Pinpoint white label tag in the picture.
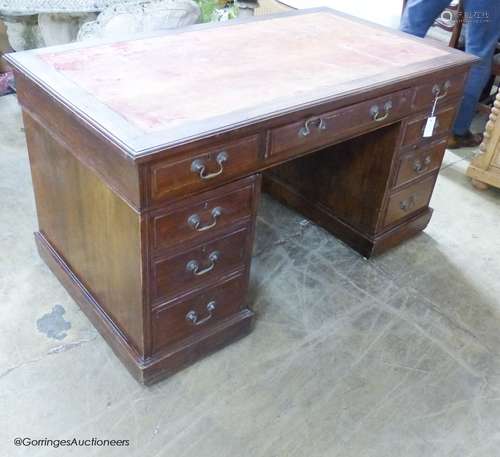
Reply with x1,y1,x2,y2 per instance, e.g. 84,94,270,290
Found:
423,116,436,138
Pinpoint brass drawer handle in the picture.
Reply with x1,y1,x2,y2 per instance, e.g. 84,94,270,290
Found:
432,80,451,101
191,151,228,180
370,101,393,122
186,251,220,276
400,195,416,212
299,116,327,137
413,156,432,174
186,301,216,326
188,207,222,232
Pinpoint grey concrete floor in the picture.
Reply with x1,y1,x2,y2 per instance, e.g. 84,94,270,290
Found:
2,92,500,457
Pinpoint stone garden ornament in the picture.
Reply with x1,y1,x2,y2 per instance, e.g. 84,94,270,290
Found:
78,0,201,41
0,0,201,50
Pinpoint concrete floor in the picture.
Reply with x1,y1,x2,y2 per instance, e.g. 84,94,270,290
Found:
2,92,500,457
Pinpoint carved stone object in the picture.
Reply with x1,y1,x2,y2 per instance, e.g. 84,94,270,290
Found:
0,13,43,50
0,0,200,50
235,1,258,18
38,12,97,46
77,0,200,41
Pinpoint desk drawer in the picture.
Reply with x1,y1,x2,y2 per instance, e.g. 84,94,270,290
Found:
269,89,413,158
394,140,446,188
151,176,259,253
150,135,260,203
152,225,250,302
152,274,246,351
402,104,457,147
384,175,437,227
413,73,466,112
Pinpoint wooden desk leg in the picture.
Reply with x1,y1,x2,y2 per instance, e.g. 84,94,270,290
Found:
263,123,432,258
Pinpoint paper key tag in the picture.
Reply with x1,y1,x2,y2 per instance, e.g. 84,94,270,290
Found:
423,116,436,138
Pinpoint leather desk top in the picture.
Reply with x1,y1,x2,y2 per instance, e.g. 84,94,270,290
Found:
5,8,476,156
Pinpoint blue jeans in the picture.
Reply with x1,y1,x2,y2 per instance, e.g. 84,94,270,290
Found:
401,0,500,135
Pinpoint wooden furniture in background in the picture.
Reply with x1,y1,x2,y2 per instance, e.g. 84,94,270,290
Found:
477,51,500,114
5,9,476,384
467,91,500,190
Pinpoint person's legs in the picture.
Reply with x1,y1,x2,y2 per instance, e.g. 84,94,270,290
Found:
400,0,452,37
453,0,500,135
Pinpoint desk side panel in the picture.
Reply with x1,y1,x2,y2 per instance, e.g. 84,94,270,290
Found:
14,72,142,210
24,112,145,354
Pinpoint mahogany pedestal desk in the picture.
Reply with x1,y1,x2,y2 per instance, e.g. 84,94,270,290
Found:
5,9,476,384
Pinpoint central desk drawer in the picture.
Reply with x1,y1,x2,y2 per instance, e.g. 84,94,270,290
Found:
151,225,250,302
151,176,258,253
384,174,437,227
269,89,413,158
152,274,246,351
150,135,260,204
